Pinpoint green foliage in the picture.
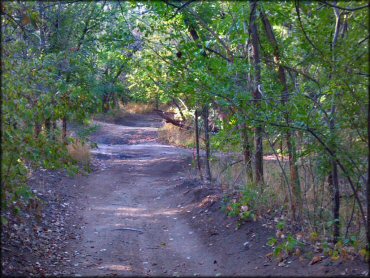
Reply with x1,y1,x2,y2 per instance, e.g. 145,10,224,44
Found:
1,1,128,216
276,221,285,231
221,186,259,226
267,237,278,247
77,124,100,141
268,234,305,258
2,0,368,249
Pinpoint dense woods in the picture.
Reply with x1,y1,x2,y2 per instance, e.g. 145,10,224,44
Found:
2,0,369,263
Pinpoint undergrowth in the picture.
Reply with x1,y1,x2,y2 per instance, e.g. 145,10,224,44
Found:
158,122,194,148
122,102,154,114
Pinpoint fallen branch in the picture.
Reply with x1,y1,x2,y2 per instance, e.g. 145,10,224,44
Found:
153,109,192,130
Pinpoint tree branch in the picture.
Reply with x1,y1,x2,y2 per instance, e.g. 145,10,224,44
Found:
295,0,325,56
186,8,234,63
205,46,232,62
163,0,196,19
153,109,191,130
319,1,370,11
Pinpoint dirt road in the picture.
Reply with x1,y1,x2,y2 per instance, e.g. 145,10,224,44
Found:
63,114,224,276
59,113,367,277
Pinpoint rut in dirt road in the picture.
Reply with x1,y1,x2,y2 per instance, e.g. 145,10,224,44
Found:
64,114,222,276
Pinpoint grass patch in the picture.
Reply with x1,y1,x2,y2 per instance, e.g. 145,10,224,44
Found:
94,102,155,123
67,138,91,167
122,102,154,114
93,108,126,122
158,122,194,148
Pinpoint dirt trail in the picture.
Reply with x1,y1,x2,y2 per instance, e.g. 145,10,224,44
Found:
60,113,367,277
63,114,222,276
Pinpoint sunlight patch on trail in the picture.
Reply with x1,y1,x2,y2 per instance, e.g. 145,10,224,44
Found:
99,264,132,271
94,120,159,131
93,205,187,218
91,144,177,155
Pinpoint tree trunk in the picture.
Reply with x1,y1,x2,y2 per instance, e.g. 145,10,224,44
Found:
34,122,42,138
102,93,109,113
241,7,254,185
44,118,51,138
184,16,209,181
112,92,118,110
241,122,253,183
52,120,57,141
155,93,159,110
195,109,203,180
62,116,67,142
329,161,340,242
287,132,300,220
329,6,342,243
173,98,186,122
260,7,302,220
203,106,212,181
250,1,264,187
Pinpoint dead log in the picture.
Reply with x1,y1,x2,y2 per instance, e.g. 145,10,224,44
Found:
153,109,192,130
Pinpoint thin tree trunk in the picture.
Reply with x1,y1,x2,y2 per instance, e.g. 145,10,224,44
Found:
102,93,109,113
44,118,51,138
38,2,46,51
112,92,118,109
173,98,186,122
155,93,159,110
62,116,67,142
260,7,302,220
184,16,207,181
52,120,57,141
195,109,203,180
250,1,264,187
287,133,300,220
329,6,341,243
64,71,70,142
34,122,42,138
203,106,212,181
242,6,253,185
241,122,253,183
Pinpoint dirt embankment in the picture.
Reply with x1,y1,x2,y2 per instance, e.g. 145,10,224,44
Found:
2,112,368,277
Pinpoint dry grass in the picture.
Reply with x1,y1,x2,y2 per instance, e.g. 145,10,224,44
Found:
211,156,285,194
67,139,91,165
158,123,194,147
210,153,367,246
210,154,247,192
94,102,155,123
93,108,125,122
122,102,154,114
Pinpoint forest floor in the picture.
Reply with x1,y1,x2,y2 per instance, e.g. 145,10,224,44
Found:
2,112,368,277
